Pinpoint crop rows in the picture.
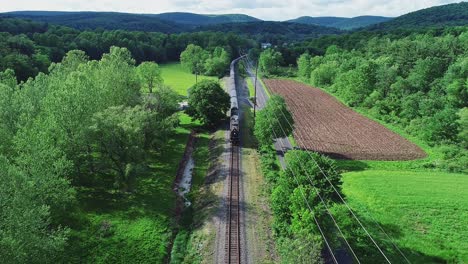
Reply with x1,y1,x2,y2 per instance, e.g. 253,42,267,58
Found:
264,79,426,160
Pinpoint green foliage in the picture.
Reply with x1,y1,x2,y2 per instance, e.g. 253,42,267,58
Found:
0,156,69,264
186,79,229,126
310,61,338,87
88,105,171,191
288,15,391,30
367,2,468,31
197,21,342,43
203,47,230,78
297,53,312,80
137,61,163,94
180,44,208,75
0,18,255,81
180,45,230,78
258,146,342,263
0,45,188,262
458,108,468,148
259,48,283,76
332,62,376,106
254,95,294,146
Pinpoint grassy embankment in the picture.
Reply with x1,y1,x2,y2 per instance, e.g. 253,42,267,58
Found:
288,78,468,262
65,63,213,263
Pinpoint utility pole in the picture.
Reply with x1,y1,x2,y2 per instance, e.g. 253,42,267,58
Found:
253,60,259,120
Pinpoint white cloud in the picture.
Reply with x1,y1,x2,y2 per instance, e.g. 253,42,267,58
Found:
0,0,462,20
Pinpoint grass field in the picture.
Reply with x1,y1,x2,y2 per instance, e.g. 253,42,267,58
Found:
160,63,217,96
342,169,468,263
281,78,468,263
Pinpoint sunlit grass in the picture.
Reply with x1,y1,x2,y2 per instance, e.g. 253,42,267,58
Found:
342,170,468,262
160,63,217,96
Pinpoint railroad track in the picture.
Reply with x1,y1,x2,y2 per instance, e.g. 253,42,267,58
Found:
225,144,241,264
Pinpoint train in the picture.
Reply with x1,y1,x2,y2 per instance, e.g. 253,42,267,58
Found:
229,56,244,145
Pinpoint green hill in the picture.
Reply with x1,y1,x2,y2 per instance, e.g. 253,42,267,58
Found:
367,2,468,31
288,15,392,30
332,16,392,30
197,21,342,40
3,11,185,33
155,12,260,25
287,16,348,27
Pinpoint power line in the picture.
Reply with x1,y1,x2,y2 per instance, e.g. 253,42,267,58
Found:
244,55,397,264
238,51,341,263
269,125,339,264
247,58,361,263
262,77,409,264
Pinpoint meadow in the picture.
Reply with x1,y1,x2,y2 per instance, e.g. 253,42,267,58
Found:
160,63,217,96
342,169,468,262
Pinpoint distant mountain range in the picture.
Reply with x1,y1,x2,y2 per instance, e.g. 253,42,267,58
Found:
2,2,468,34
287,16,392,30
154,12,260,25
2,11,390,31
367,2,468,31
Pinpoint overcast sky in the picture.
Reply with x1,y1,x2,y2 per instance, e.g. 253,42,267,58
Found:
0,0,462,20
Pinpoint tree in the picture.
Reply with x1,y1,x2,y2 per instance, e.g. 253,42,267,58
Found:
457,107,468,148
254,95,294,146
137,61,163,94
186,80,229,126
88,105,156,191
333,62,376,106
204,47,230,78
259,48,283,76
310,61,338,88
180,44,208,78
0,156,69,264
297,53,312,80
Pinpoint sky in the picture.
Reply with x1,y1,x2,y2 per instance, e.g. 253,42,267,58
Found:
0,0,462,20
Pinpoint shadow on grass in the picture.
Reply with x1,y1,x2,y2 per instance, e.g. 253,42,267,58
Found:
335,159,369,172
336,208,448,264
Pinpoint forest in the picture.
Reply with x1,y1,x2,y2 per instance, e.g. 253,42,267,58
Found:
1,2,468,262
0,17,255,81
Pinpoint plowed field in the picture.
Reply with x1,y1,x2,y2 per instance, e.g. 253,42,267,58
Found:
264,79,426,160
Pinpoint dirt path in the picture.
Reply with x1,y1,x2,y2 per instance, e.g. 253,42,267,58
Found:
238,76,278,263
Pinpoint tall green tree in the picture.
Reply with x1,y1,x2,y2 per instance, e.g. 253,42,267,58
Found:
259,48,283,76
0,156,69,264
88,105,155,191
186,79,229,126
297,53,312,80
254,95,294,146
137,61,163,94
180,44,208,77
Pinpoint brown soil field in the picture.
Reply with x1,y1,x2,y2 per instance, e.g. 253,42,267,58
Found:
264,79,426,160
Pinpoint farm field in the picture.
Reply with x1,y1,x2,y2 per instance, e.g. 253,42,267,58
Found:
160,63,217,96
342,169,468,262
263,79,426,160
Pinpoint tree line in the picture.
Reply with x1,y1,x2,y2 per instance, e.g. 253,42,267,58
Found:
0,17,256,81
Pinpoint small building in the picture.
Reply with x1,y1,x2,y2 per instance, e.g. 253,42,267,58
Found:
178,101,189,110
261,43,272,49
